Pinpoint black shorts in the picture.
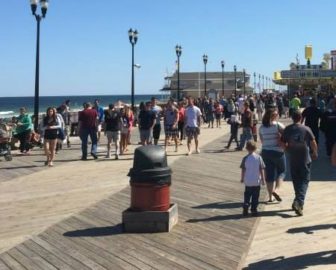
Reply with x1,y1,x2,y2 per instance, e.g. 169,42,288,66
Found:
164,125,179,137
153,124,161,140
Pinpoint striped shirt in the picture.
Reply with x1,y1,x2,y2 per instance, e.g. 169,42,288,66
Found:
259,121,285,152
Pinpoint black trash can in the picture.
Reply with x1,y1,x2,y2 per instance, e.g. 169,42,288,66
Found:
128,145,171,211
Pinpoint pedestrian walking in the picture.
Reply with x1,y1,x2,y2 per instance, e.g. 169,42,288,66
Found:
138,101,156,146
42,107,61,167
259,109,286,202
240,140,266,216
57,102,71,147
78,102,98,160
120,107,130,155
225,111,240,149
282,110,318,216
124,105,134,145
214,101,223,128
237,101,253,150
184,96,202,155
164,100,179,153
13,107,33,154
104,104,122,159
151,97,162,145
320,98,336,156
205,99,215,128
93,99,104,143
177,101,185,143
289,93,301,117
301,98,322,144
256,97,265,122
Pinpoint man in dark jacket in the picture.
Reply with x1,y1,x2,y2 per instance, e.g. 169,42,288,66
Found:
320,98,336,156
301,98,322,144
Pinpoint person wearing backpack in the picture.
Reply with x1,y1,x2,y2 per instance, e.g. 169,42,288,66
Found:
282,110,318,216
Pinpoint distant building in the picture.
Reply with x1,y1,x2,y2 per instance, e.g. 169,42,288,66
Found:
161,71,253,99
273,46,336,97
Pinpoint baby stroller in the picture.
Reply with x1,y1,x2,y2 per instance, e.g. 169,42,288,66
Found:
0,123,13,161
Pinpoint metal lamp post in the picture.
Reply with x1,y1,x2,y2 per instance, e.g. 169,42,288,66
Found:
266,77,269,89
203,54,208,96
128,28,138,111
253,72,256,94
262,75,265,92
175,45,182,101
30,0,49,131
234,65,237,97
243,69,246,97
258,74,261,94
221,60,225,96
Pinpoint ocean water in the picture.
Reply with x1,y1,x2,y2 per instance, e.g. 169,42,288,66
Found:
0,94,169,118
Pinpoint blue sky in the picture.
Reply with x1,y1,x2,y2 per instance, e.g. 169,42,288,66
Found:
0,0,335,97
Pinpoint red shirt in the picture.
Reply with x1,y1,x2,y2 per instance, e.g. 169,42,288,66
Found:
178,107,185,123
79,108,98,129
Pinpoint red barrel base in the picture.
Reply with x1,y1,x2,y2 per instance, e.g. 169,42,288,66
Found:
131,183,170,211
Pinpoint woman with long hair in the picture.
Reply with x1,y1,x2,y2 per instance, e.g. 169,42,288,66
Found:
120,107,130,154
259,109,286,202
124,105,134,146
42,107,61,167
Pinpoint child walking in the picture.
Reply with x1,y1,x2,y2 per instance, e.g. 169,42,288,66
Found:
240,140,266,216
225,111,240,149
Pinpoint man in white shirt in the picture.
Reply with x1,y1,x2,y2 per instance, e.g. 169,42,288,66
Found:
184,97,202,155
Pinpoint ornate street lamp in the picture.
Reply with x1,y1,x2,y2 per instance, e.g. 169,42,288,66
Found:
243,68,246,97
128,28,138,111
258,74,261,93
262,75,265,92
253,72,256,94
175,45,182,101
221,60,225,96
234,65,237,98
203,54,208,96
29,0,49,131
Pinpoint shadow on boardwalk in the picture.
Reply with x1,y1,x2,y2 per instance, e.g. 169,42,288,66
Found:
244,250,336,270
187,208,300,223
287,224,336,234
64,224,124,237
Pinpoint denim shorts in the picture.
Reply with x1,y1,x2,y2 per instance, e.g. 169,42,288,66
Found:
261,149,286,183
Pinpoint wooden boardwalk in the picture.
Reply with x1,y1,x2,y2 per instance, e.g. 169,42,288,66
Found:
0,127,262,269
244,132,336,270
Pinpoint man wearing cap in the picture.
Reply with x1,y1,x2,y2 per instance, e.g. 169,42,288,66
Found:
282,110,318,216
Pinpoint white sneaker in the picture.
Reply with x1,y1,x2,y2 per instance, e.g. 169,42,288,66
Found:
196,149,200,154
187,151,192,156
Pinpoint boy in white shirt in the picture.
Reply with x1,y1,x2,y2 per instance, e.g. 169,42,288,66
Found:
240,140,266,216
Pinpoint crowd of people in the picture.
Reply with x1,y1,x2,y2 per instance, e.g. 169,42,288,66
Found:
1,91,336,217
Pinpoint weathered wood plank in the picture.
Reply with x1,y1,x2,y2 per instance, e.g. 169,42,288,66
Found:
0,254,27,270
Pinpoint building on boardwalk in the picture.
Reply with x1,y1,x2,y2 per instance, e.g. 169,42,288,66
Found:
273,45,336,98
161,71,253,100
